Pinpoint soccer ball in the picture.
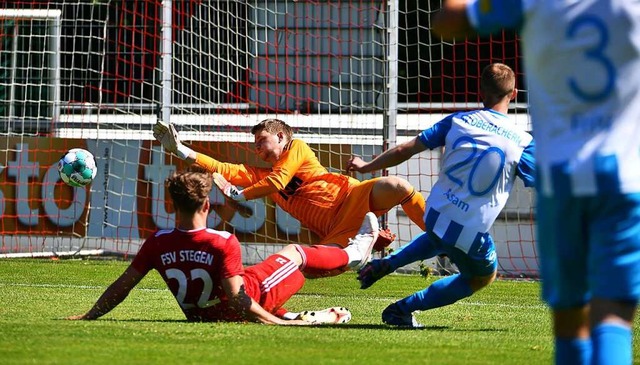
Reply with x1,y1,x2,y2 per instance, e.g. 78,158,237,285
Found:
58,148,97,187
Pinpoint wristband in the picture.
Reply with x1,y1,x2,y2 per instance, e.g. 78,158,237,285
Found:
176,144,194,160
235,191,246,202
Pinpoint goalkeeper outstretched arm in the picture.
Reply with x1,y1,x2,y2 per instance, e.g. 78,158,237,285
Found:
153,120,275,202
153,120,241,174
153,120,197,161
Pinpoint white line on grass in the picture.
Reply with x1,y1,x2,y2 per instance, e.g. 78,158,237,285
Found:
0,282,165,292
2,282,548,310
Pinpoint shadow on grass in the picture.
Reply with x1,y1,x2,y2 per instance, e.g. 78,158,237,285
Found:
330,323,448,330
58,318,188,323
59,318,507,333
313,324,507,332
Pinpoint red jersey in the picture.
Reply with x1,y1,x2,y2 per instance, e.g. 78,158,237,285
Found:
131,227,247,322
194,139,359,237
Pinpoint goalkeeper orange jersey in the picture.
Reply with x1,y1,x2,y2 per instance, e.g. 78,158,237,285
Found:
194,139,359,238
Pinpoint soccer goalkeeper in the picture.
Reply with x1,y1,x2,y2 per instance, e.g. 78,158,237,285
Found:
153,118,426,258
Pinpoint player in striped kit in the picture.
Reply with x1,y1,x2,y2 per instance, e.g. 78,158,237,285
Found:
432,1,640,364
153,118,426,253
349,63,536,327
67,170,378,325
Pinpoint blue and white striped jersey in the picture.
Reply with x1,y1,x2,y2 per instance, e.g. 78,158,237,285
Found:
467,0,640,197
420,109,535,253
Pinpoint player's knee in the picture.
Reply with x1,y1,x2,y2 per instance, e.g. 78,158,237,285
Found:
276,244,304,266
371,177,417,211
553,306,590,338
469,271,497,292
377,176,413,198
590,297,637,325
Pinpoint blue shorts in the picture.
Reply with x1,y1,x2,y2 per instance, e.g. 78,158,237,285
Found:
537,193,640,309
389,230,497,278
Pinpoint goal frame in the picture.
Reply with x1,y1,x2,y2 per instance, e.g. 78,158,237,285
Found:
0,8,62,131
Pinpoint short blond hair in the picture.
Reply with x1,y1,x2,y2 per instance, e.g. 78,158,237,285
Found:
481,63,516,102
251,119,293,142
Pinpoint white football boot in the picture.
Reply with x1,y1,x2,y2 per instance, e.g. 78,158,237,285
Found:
345,212,379,270
298,307,352,324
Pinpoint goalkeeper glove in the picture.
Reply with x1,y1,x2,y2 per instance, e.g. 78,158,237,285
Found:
212,172,246,202
153,120,193,160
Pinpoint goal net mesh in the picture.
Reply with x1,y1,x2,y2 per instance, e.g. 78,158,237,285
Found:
0,0,537,277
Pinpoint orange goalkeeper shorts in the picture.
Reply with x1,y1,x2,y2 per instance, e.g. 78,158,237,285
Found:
317,178,389,248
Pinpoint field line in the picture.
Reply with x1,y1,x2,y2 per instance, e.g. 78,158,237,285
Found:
0,282,165,292
1,282,547,310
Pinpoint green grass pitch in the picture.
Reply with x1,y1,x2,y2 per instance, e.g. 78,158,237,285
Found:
1,259,639,364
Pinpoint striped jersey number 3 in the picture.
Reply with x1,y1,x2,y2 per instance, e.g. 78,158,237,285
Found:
567,15,615,102
445,136,505,196
165,268,219,309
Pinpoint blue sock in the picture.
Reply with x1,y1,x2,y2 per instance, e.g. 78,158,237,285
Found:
555,338,591,365
386,231,438,270
591,323,632,365
395,274,473,313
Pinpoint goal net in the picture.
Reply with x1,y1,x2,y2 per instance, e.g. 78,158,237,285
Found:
0,0,537,277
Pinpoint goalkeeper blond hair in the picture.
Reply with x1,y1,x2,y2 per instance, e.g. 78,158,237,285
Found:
251,119,294,143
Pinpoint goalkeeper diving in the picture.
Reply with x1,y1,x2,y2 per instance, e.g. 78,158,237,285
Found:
153,118,427,259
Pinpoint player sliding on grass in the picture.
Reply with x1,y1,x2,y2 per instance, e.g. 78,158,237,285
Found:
349,63,536,327
67,169,378,325
152,118,426,253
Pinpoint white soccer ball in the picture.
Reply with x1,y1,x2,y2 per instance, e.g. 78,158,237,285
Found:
58,148,98,187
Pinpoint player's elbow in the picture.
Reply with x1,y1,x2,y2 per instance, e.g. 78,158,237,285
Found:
228,293,253,319
264,175,289,192
395,141,422,160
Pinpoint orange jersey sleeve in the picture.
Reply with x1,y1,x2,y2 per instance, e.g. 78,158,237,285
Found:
193,153,270,188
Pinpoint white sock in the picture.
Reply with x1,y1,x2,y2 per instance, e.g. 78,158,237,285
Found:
343,245,362,268
281,312,300,320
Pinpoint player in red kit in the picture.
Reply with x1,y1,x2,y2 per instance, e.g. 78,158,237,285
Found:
67,169,378,325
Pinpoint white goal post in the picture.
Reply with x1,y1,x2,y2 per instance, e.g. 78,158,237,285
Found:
0,8,61,133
